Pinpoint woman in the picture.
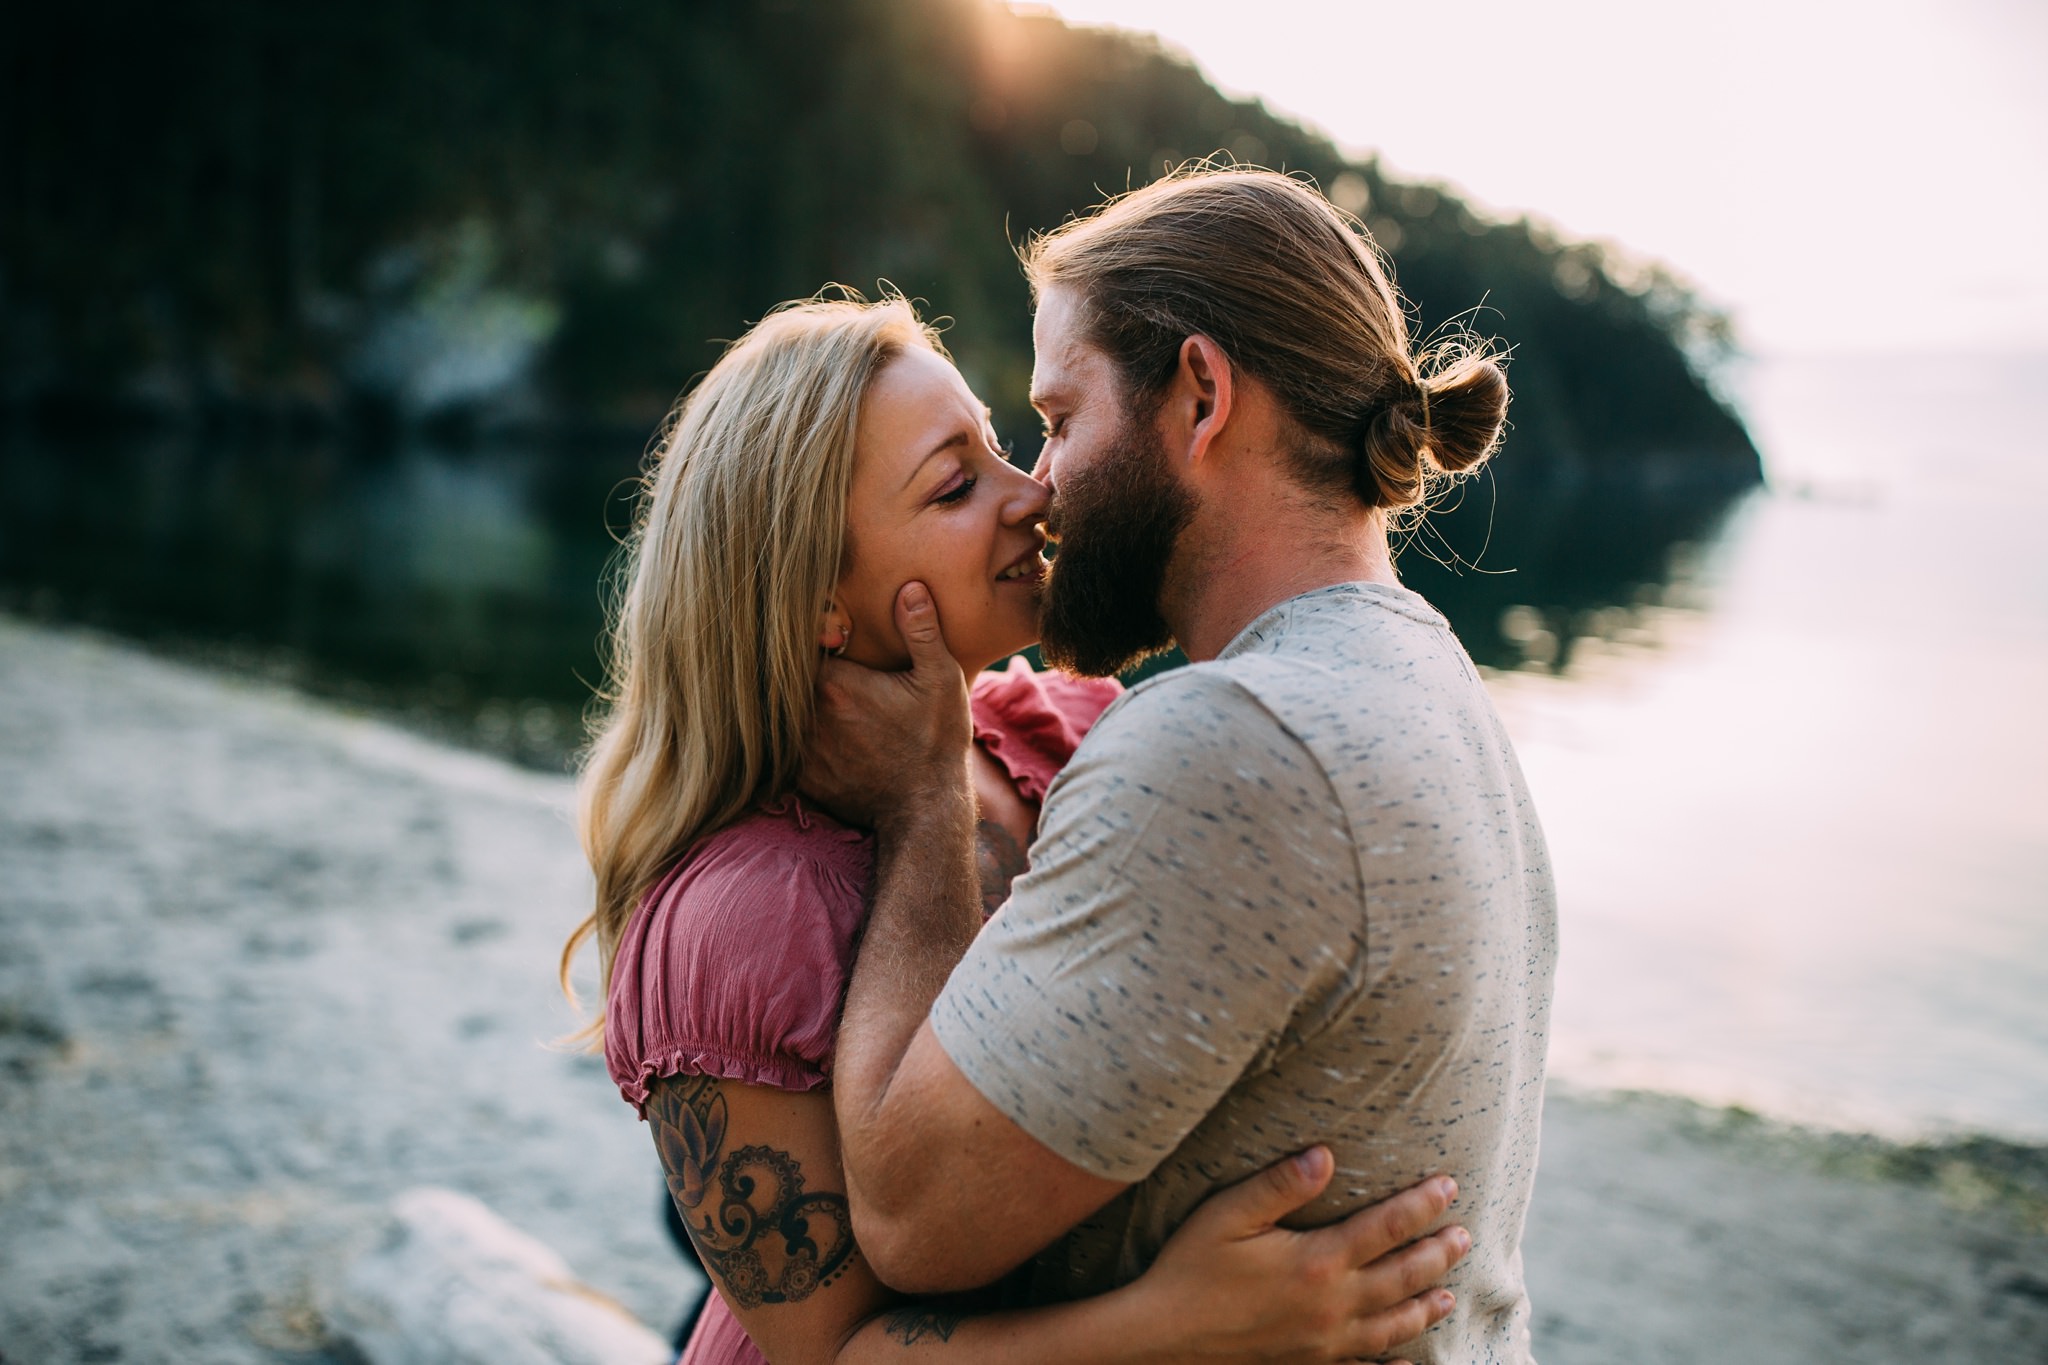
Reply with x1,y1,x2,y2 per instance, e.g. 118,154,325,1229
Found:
562,294,1469,1363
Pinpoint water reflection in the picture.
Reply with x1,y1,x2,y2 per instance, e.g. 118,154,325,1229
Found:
0,425,641,765
1396,466,1749,674
0,424,1752,767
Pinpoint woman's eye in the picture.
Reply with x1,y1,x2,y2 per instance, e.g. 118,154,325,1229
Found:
934,474,978,505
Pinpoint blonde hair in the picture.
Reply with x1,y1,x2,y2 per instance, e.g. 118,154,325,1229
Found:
1024,168,1508,510
561,293,939,1045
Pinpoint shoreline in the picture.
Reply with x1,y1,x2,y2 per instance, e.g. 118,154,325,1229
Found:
1548,1084,2048,1236
2,616,2043,1362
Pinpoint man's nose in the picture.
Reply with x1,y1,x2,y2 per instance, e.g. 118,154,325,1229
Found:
1002,461,1051,522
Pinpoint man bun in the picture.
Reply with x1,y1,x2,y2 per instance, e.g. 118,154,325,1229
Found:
1359,349,1509,508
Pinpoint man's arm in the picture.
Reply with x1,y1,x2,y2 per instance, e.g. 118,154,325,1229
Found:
807,583,1126,1292
835,800,1126,1291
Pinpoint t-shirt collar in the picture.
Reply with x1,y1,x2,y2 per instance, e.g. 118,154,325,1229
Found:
1216,580,1445,660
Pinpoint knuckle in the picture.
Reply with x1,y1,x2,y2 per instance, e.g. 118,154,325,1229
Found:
1397,1248,1442,1296
1299,1246,1342,1291
1385,1187,1432,1233
1357,1290,1424,1347
1177,1201,1223,1238
1354,1208,1400,1258
1302,1288,1348,1338
1355,1319,1397,1357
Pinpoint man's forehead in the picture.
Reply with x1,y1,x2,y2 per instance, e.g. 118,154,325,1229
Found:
1030,287,1090,402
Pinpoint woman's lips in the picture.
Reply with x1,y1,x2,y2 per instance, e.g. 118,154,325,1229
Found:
995,546,1048,583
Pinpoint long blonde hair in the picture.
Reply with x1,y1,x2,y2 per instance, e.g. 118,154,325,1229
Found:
561,294,940,1044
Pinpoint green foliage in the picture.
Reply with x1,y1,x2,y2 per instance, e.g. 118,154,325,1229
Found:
0,0,1757,474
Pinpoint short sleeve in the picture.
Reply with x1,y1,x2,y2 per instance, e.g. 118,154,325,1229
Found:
605,820,870,1115
971,658,1123,805
928,668,1365,1183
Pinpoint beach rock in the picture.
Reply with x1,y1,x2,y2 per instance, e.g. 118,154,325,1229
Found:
323,1187,671,1365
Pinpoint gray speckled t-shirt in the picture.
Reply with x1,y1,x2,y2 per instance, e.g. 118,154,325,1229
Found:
929,581,1556,1363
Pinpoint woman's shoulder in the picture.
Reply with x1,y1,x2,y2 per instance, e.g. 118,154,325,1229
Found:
604,799,873,1111
970,657,1124,805
679,797,873,891
640,798,872,963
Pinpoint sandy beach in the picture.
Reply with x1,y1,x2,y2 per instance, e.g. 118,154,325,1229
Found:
2,616,2043,1363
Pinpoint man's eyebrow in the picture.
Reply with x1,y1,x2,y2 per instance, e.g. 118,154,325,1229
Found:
900,430,971,491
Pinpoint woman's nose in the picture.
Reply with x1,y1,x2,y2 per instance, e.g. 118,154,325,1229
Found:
1003,464,1052,523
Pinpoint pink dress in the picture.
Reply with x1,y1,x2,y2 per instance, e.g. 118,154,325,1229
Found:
605,661,1122,1365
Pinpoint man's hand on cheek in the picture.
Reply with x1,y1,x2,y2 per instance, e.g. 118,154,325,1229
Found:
802,581,974,831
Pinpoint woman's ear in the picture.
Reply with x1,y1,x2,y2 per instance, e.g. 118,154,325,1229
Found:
819,599,853,656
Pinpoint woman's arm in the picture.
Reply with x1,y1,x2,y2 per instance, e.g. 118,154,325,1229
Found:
969,743,1035,916
646,1075,1465,1365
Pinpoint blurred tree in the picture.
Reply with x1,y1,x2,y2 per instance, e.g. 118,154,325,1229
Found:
0,0,1757,478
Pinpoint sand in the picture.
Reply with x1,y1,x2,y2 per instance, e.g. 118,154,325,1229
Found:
2,617,2043,1363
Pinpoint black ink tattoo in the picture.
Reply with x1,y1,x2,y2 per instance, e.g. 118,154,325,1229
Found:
883,1305,965,1344
974,819,1028,918
647,1076,856,1308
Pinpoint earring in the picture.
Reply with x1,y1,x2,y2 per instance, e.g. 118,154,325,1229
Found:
822,601,852,657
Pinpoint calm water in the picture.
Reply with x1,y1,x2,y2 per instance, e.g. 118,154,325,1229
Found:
1499,352,2048,1140
0,417,1739,765
3,353,2041,1140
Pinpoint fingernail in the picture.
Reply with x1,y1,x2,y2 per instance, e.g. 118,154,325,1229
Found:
1292,1146,1329,1180
1451,1226,1472,1253
1436,1176,1458,1203
902,581,931,611
1435,1289,1455,1311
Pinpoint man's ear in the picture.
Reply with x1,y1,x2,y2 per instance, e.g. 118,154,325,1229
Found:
1162,334,1234,470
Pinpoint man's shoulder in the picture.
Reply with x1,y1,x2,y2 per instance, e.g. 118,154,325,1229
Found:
1082,659,1301,762
1041,660,1343,839
1088,641,1355,752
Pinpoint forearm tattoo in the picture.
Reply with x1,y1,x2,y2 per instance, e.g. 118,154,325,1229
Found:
646,1076,857,1308
882,1305,966,1344
973,819,1028,918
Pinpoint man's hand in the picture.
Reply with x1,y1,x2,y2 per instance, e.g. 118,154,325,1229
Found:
803,581,974,832
1128,1154,1468,1363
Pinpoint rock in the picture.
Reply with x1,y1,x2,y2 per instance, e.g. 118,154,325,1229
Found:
323,1187,672,1365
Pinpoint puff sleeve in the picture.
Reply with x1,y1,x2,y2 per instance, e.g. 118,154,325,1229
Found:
604,804,873,1115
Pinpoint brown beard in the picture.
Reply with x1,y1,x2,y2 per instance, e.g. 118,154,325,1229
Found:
1037,409,1197,678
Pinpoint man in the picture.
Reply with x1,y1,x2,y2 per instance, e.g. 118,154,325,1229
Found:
809,169,1556,1362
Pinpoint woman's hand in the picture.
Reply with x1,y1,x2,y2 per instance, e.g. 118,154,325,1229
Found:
1125,1148,1468,1364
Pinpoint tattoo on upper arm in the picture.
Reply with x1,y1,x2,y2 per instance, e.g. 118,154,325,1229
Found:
646,1076,857,1309
974,818,1028,918
882,1305,966,1344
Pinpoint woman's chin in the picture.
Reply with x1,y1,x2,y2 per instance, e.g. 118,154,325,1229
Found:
955,631,1042,677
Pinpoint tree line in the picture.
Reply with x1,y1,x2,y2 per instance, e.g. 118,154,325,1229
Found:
0,0,1759,479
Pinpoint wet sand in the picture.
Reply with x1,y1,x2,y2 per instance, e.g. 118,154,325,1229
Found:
2,617,2042,1363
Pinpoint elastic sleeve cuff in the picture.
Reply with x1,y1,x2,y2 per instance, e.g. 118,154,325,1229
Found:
617,1044,828,1117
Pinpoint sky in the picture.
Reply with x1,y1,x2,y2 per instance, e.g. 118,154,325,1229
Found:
1026,0,2048,356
